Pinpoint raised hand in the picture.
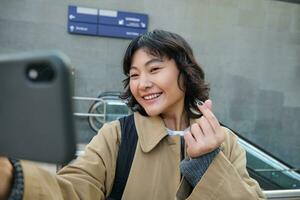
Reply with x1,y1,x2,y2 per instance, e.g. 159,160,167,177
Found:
184,100,225,158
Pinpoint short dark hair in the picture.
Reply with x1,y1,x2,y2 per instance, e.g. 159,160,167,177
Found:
120,29,209,118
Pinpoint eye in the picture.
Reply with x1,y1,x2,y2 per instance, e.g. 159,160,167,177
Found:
150,67,161,73
129,73,139,79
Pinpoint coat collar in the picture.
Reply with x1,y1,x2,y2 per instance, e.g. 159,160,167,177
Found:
133,113,203,153
133,113,225,153
134,112,168,153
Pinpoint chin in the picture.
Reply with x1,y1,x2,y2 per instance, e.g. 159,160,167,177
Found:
144,107,162,117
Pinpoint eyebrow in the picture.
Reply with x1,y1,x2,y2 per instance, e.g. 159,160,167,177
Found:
130,58,163,70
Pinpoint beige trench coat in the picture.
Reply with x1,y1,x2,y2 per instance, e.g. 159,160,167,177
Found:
21,112,266,199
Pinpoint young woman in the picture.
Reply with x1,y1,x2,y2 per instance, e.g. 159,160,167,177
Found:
0,30,265,200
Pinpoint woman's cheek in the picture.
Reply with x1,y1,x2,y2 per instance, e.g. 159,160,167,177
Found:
129,81,138,98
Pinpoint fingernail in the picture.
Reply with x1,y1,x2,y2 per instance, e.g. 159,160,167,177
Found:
195,99,204,106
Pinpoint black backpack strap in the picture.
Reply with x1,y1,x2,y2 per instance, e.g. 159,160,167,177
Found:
107,114,138,200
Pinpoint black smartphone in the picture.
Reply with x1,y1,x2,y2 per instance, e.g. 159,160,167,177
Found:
0,51,76,164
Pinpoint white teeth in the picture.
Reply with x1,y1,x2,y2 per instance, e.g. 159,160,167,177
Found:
143,93,160,100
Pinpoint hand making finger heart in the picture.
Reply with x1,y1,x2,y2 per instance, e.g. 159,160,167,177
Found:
184,99,225,158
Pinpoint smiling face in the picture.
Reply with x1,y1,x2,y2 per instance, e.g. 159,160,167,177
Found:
129,48,185,117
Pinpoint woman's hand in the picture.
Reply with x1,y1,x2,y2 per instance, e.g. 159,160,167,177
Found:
184,99,225,158
0,157,13,200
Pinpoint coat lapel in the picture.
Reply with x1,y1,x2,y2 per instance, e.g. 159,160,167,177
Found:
134,112,168,153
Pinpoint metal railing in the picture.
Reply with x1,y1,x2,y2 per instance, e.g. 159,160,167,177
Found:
73,95,130,132
72,96,106,117
264,189,300,199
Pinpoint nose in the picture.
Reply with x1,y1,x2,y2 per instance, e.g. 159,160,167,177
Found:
138,74,152,90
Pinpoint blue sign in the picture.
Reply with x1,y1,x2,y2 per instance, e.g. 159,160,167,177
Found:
67,5,148,39
68,22,97,35
68,6,98,24
98,24,147,39
99,10,148,29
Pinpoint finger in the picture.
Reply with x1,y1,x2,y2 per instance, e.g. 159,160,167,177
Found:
184,131,196,146
190,123,204,142
204,99,212,110
197,100,220,132
197,116,215,136
196,99,212,110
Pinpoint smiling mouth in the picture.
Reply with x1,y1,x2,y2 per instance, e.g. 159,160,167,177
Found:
142,93,162,100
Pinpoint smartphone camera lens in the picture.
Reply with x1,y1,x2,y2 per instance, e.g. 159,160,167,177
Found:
28,69,39,80
26,62,56,82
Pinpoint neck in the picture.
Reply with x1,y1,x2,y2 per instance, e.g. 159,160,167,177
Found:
160,111,189,131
